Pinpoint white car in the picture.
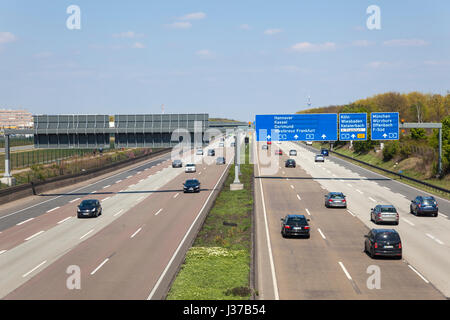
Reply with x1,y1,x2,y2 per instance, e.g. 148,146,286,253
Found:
289,150,297,156
185,163,196,173
219,142,224,147
196,149,204,155
315,154,325,162
306,141,313,146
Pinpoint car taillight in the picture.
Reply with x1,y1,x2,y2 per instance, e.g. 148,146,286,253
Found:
398,242,402,249
304,226,310,230
285,226,290,229
342,199,346,203
377,213,381,216
329,199,333,202
374,242,378,248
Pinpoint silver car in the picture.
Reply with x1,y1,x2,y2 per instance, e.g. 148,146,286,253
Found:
289,150,297,156
371,205,399,225
324,192,347,208
315,154,325,162
196,149,203,155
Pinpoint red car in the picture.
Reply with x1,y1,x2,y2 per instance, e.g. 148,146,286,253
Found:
275,149,283,155
267,141,272,145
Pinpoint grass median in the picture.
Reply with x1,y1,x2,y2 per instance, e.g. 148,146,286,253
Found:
167,144,254,300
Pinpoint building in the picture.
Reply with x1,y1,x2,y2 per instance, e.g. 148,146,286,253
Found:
0,109,33,129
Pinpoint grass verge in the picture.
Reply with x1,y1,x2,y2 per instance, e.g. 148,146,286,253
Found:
167,143,254,300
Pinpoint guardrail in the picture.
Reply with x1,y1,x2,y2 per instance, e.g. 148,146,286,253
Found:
297,142,450,196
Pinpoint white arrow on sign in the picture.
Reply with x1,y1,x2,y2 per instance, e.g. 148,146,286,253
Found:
321,134,327,139
351,134,356,139
383,133,387,138
267,135,271,139
294,135,299,139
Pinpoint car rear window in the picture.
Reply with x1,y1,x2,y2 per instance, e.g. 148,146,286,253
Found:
330,194,344,199
286,217,307,226
380,207,397,213
376,232,400,242
422,197,436,205
186,164,195,167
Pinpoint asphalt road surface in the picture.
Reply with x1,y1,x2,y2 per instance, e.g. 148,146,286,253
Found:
255,141,448,300
0,138,234,299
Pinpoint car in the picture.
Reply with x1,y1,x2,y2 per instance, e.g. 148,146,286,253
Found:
281,215,310,238
207,149,215,156
324,192,347,208
262,145,268,150
321,148,329,156
285,159,296,168
371,205,399,225
77,199,102,218
289,150,297,156
219,142,224,147
172,159,182,168
183,179,200,193
364,229,402,259
196,149,204,155
216,157,226,165
275,149,283,155
185,163,196,173
230,142,236,147
315,154,325,162
306,141,312,145
410,196,438,217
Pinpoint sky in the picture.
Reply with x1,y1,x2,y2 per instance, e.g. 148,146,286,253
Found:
0,0,449,122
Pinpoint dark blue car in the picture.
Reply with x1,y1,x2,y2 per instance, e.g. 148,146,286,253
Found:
410,196,438,217
321,148,329,156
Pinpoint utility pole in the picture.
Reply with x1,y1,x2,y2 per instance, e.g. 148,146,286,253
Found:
230,129,243,190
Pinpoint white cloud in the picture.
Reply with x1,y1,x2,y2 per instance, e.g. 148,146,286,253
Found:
196,49,213,58
132,42,146,49
180,12,206,21
264,29,282,35
240,24,251,30
383,39,429,47
112,31,144,39
291,42,336,52
352,40,375,47
167,21,192,29
0,32,16,44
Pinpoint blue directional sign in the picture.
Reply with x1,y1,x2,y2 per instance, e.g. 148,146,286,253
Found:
371,112,399,140
255,114,338,142
339,113,367,141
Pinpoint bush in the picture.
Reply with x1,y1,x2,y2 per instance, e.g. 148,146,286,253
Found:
399,143,412,159
383,141,399,161
410,128,427,140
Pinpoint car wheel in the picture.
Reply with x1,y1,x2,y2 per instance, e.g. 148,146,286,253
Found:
305,234,310,239
395,221,399,225
281,231,286,238
370,248,375,259
410,206,413,214
434,213,438,217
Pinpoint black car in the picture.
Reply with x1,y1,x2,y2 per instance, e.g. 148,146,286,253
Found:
364,229,402,259
216,157,226,165
183,179,200,193
281,215,310,238
321,148,329,156
172,160,182,168
77,199,102,218
208,149,215,156
285,159,296,168
410,196,438,217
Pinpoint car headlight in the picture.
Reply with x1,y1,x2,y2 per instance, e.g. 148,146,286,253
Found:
77,209,81,212
92,208,96,212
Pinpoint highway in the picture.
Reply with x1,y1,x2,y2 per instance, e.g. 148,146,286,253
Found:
255,141,449,299
0,138,233,299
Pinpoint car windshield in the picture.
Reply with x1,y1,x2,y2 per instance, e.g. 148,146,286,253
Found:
80,200,96,206
376,232,400,242
286,217,307,226
173,160,181,163
380,207,396,213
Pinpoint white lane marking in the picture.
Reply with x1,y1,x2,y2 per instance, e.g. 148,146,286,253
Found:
435,239,444,245
90,258,109,275
320,186,326,190
317,228,326,240
347,184,352,188
297,194,302,201
173,193,180,199
339,179,345,183
282,171,285,175
369,197,376,203
91,191,97,194
137,171,142,174
290,185,294,189
332,174,337,177
426,233,444,245
46,207,60,213
408,265,429,283
25,230,45,241
154,208,163,216
22,260,47,278
17,218,34,226
113,209,124,217
139,179,144,183
80,229,94,240
439,213,448,218
70,198,80,203
137,196,145,202
338,262,352,280
347,209,356,217
198,172,202,175
130,227,142,239
0,250,7,255
401,218,415,226
102,185,111,189
383,186,391,191
127,175,133,179
116,180,122,183
305,208,311,216
147,160,233,300
101,197,111,202
129,184,135,188
57,216,72,224
355,189,363,194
